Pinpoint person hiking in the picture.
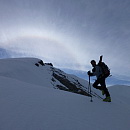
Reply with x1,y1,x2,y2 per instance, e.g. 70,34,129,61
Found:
87,56,111,102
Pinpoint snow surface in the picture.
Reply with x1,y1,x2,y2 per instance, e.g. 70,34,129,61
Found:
0,58,130,130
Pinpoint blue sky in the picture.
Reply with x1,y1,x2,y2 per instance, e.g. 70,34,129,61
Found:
0,0,130,83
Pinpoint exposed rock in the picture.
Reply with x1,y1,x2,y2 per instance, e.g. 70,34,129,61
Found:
45,63,53,66
52,70,90,96
38,60,45,66
35,63,39,67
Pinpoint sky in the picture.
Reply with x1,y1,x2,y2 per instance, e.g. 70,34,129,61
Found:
0,0,130,79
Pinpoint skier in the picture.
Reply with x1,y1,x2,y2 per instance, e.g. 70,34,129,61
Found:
87,58,111,102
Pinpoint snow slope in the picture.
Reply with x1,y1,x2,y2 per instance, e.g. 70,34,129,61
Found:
0,58,130,130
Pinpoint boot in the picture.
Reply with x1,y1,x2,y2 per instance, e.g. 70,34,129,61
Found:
103,96,111,102
102,90,105,95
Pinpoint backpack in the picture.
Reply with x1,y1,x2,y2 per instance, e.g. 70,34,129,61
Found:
98,62,110,78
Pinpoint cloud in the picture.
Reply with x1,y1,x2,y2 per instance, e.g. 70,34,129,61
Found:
0,27,82,69
0,0,130,77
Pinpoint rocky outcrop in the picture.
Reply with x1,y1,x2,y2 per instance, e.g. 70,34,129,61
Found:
34,60,89,96
51,68,90,97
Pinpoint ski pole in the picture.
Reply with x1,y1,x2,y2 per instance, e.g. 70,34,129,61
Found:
89,75,93,102
88,75,90,93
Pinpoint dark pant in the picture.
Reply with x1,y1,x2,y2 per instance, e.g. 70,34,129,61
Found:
93,77,110,97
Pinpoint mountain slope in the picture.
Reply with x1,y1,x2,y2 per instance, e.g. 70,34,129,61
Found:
0,58,89,96
0,58,130,130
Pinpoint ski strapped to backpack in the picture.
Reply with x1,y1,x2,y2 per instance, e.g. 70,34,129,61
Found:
98,55,111,78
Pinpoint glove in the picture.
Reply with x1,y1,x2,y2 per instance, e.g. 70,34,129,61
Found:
87,71,93,76
87,71,91,76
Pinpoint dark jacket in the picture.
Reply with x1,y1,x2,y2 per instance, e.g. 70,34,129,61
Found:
91,65,103,79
